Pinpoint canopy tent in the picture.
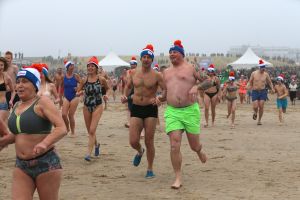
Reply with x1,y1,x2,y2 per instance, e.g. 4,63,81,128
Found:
99,52,130,71
228,48,273,69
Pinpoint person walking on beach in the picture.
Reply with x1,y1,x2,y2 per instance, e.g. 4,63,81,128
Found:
0,67,66,200
203,64,221,127
0,57,15,123
249,60,274,125
289,79,297,105
54,67,65,109
274,75,289,125
162,40,207,189
237,74,247,104
62,60,81,136
4,51,19,107
121,44,165,178
222,71,238,128
76,56,109,161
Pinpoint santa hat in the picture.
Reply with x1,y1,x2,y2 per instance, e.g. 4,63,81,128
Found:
258,59,266,68
87,56,99,68
229,71,235,81
17,68,41,91
153,63,159,71
129,56,138,65
64,60,74,69
140,44,154,60
277,74,284,81
207,64,215,72
169,40,185,57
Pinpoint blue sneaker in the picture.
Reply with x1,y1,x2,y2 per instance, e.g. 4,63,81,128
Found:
145,170,155,179
84,155,91,162
133,148,144,167
95,143,100,156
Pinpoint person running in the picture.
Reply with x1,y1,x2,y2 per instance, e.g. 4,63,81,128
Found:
111,78,118,102
274,75,289,125
223,72,238,128
289,79,297,105
0,57,15,123
237,74,247,104
76,56,109,161
62,60,81,136
0,67,66,200
203,64,221,127
121,44,165,178
4,51,19,107
34,63,60,103
162,40,207,189
249,60,274,125
53,67,65,109
124,56,138,128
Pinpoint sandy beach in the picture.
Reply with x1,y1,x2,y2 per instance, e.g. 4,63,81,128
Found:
1,94,300,200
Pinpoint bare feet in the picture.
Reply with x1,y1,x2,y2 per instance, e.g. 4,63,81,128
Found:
171,180,182,190
231,124,235,129
199,151,207,163
203,124,208,128
226,113,231,118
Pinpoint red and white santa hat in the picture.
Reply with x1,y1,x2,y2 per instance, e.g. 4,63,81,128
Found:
258,59,266,68
87,56,99,68
277,74,284,81
64,59,74,69
207,64,215,72
229,71,235,81
129,56,138,65
153,63,159,71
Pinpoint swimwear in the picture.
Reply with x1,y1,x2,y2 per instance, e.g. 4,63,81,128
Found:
226,96,237,102
205,90,218,99
8,98,52,135
64,75,77,102
84,78,103,113
238,80,247,94
0,102,8,110
164,103,200,134
15,148,62,181
252,89,267,101
276,98,288,109
130,104,158,119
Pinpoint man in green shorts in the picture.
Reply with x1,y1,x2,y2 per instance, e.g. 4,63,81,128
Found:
161,40,207,189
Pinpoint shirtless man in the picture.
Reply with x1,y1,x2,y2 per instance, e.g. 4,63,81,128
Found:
53,67,64,109
274,75,289,125
249,60,274,125
121,44,165,178
5,51,19,107
162,40,207,189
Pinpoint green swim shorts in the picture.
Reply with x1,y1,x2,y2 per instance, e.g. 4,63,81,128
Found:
164,103,201,134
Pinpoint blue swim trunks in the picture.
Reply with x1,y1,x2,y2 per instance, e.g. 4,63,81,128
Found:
252,89,267,101
276,98,288,109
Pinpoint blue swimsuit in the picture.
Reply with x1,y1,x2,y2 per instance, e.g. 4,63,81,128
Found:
64,75,78,102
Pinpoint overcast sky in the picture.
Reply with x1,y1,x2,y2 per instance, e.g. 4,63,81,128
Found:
0,0,299,57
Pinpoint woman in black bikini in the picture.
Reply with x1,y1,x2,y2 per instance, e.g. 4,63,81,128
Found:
222,71,238,128
203,64,221,127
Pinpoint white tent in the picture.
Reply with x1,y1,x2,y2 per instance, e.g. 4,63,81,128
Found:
99,52,130,71
229,47,273,69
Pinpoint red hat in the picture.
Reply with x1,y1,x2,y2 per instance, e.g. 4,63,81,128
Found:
64,59,74,69
229,71,235,81
258,59,266,68
140,44,154,60
207,64,215,72
153,63,159,71
87,56,99,68
130,56,138,65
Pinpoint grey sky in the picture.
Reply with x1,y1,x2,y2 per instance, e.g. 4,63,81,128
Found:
0,0,299,57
